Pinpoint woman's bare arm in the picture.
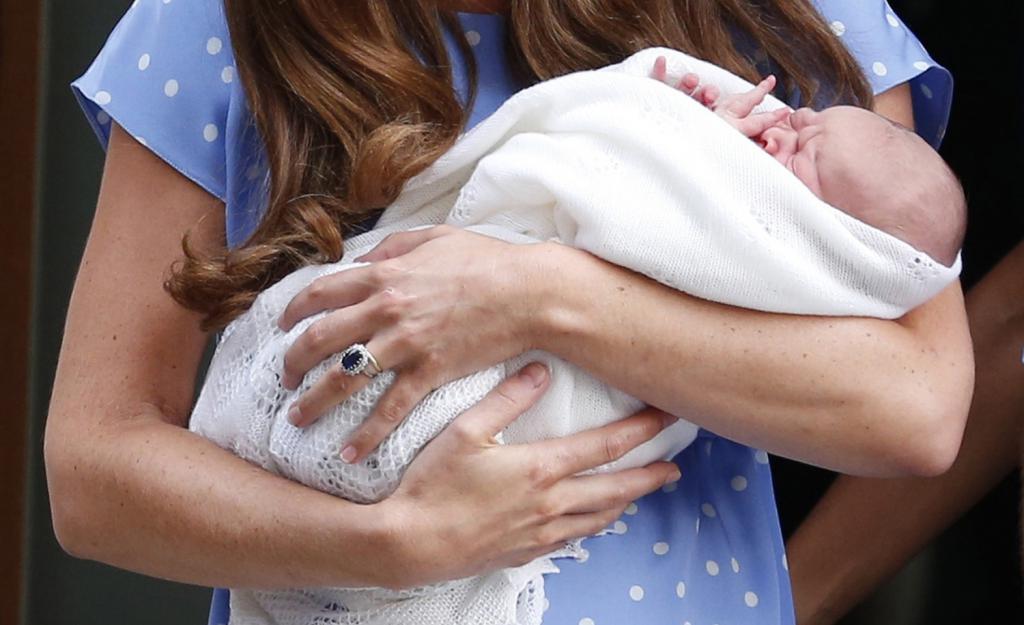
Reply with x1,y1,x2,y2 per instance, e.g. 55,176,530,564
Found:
280,205,971,479
787,240,1024,625
784,83,1018,624
534,244,971,477
44,124,394,588
537,82,966,478
44,124,679,589
278,80,971,477
546,78,960,479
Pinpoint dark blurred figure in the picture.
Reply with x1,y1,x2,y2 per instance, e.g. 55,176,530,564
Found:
774,1,1024,623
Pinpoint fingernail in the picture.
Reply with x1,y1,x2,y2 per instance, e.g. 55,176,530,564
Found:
521,363,548,388
340,445,357,463
288,405,302,426
666,468,682,484
661,413,678,428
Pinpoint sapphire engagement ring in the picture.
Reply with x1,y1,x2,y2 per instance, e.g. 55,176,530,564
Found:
339,343,382,378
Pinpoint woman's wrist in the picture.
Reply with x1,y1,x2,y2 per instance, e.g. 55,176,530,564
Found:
355,499,423,589
514,240,601,354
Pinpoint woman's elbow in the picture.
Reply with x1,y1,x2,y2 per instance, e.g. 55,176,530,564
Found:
44,420,103,559
881,368,973,478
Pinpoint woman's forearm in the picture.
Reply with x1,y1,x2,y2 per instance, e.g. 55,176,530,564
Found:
50,125,682,591
44,125,393,589
787,241,1024,625
46,406,395,589
529,241,973,477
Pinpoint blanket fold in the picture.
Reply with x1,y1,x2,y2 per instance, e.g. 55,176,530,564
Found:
189,48,960,625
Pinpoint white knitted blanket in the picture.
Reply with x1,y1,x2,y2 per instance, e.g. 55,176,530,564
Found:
189,48,960,625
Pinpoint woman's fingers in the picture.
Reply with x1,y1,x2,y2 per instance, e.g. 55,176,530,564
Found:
288,361,374,428
550,463,681,515
446,364,550,444
281,302,378,389
341,373,434,463
359,364,548,463
355,225,455,263
524,407,676,480
538,507,629,550
279,266,378,332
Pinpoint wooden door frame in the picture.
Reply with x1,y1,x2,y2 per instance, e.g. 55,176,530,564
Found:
0,0,42,623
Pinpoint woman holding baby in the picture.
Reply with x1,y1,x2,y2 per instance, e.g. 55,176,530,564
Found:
47,1,970,624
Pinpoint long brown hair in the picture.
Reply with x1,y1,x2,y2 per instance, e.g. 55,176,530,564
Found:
167,0,872,330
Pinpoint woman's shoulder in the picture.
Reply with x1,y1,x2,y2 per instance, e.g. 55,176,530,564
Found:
811,0,952,147
72,0,242,202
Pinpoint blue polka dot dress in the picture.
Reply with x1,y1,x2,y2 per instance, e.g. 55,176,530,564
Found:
72,2,952,624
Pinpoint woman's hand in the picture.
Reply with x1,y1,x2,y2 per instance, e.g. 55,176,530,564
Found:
371,363,682,589
279,225,546,463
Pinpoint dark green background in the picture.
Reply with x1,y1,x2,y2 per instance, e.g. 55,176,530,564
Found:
23,1,213,623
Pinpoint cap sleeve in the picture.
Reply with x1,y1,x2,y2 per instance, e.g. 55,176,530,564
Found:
813,0,953,148
71,0,238,201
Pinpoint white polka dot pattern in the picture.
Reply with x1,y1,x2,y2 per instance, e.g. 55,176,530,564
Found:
69,3,954,624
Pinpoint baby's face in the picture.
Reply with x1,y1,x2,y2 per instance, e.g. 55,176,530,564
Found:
759,105,963,266
760,105,928,213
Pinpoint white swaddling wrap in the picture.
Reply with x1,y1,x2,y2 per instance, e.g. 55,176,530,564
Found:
189,48,960,625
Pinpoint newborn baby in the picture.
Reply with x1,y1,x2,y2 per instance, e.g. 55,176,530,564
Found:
654,58,966,266
190,48,965,625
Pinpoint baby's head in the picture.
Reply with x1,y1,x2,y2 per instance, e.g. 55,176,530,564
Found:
761,106,965,266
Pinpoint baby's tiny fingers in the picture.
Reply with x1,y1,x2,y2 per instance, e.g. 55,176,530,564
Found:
700,84,721,107
675,72,701,95
651,56,668,82
738,108,792,138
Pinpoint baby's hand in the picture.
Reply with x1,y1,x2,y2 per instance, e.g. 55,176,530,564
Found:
651,57,790,138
